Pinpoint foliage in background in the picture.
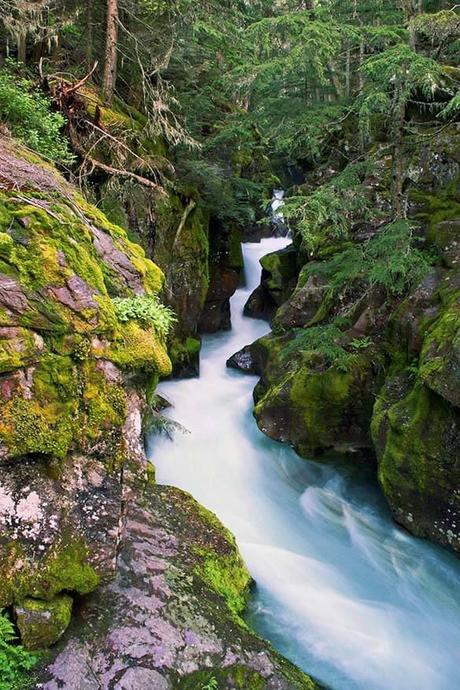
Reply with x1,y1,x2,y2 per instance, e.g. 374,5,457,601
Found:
309,220,432,298
283,162,373,250
0,66,74,164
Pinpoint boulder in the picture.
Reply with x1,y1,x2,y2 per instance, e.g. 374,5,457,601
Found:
245,245,298,322
15,594,73,650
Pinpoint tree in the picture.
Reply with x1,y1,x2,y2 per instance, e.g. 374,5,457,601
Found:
102,0,119,102
358,44,443,216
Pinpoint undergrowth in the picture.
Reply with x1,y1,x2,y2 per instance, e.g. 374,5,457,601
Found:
0,611,37,690
0,63,74,164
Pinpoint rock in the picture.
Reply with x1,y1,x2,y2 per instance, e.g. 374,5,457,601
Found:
0,327,44,373
15,594,73,650
245,245,298,322
273,274,329,330
0,137,170,464
0,273,28,315
419,294,460,407
49,275,100,315
226,346,257,374
37,484,319,690
252,334,382,459
199,225,243,334
372,379,460,553
0,456,122,609
433,219,460,268
91,227,146,296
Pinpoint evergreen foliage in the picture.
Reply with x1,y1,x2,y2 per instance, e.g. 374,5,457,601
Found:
309,220,431,297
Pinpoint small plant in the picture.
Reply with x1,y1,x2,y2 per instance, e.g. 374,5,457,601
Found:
282,323,359,373
201,677,218,690
282,162,374,251
351,336,372,351
0,64,74,164
144,409,190,440
309,220,430,298
0,611,37,690
112,295,176,339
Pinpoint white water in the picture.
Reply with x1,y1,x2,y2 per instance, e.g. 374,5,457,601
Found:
149,238,460,690
271,189,286,224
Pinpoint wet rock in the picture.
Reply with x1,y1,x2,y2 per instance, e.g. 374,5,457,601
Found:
15,594,73,650
245,245,297,322
226,346,257,374
372,379,460,553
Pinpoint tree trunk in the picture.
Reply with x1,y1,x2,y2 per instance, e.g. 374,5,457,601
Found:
17,33,26,63
102,0,118,103
391,86,407,218
86,0,94,70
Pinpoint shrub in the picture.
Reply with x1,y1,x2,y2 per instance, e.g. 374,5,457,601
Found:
0,611,37,690
112,295,176,338
0,66,74,164
310,220,431,297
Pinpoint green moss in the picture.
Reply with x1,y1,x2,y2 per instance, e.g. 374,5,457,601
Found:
176,666,265,690
168,336,201,374
0,396,74,459
108,321,172,375
0,536,100,608
194,548,251,617
38,538,100,599
254,334,377,457
374,382,457,498
0,328,40,374
16,594,73,650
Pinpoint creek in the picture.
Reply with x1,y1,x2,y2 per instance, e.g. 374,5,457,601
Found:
150,237,460,690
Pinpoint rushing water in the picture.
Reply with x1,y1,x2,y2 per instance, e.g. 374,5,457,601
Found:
149,237,460,690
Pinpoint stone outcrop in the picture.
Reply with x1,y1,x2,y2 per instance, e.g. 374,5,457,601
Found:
36,482,320,690
245,127,460,554
199,222,243,334
245,245,298,322
0,136,169,649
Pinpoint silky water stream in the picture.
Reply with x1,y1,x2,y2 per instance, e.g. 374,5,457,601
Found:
149,237,460,690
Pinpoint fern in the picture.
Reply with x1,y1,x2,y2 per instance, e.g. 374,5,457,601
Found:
283,162,373,250
112,296,176,339
0,65,74,164
0,611,37,690
282,323,360,373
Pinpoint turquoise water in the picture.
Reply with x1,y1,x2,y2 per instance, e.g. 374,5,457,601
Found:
150,238,460,690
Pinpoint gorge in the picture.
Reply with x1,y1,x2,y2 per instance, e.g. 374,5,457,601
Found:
153,238,460,690
0,2,459,689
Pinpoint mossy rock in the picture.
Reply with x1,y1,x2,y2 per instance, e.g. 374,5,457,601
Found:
253,334,381,459
175,665,266,690
0,139,171,463
372,378,460,552
15,594,73,650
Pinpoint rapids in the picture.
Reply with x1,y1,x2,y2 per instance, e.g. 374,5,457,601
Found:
149,237,460,690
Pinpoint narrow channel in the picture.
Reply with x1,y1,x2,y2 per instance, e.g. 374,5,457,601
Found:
150,237,460,690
